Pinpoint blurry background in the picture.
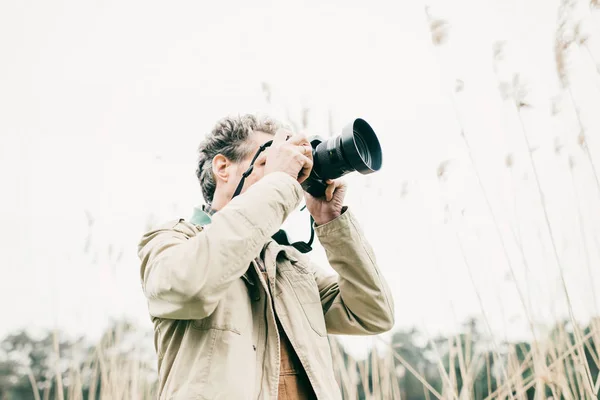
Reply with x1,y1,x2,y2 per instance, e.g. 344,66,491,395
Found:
1,0,599,398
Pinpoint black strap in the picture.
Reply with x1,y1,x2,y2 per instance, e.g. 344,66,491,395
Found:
271,215,315,253
232,140,273,198
231,140,315,253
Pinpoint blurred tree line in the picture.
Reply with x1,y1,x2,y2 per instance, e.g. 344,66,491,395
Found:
0,320,156,400
1,317,598,399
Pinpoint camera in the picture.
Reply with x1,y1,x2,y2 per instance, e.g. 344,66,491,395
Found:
301,118,383,198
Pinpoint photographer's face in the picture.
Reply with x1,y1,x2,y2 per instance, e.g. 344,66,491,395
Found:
214,131,273,201
234,131,273,191
211,131,275,210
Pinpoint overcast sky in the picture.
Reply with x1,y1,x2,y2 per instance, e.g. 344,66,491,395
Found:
1,0,599,357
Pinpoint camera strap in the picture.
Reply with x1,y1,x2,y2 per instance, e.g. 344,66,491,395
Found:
231,139,315,253
232,140,272,198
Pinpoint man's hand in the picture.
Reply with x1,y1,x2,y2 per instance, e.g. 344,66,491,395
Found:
264,130,313,184
304,179,347,226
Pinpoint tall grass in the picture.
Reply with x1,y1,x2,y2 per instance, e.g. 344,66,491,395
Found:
20,322,156,400
328,321,599,399
25,318,599,399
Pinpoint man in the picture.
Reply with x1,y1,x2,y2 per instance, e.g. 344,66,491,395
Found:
138,114,395,399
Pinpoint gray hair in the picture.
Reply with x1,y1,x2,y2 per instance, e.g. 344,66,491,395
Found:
196,114,283,204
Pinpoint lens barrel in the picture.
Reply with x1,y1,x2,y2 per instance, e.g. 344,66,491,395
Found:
301,118,382,197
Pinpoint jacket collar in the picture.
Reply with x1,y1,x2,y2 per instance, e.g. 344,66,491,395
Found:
189,205,213,227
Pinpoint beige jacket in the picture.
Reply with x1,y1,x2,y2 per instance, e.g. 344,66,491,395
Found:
138,172,395,399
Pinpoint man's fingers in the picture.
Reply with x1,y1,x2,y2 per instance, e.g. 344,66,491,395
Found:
287,132,310,146
325,181,336,201
272,128,291,146
300,143,312,159
297,154,313,184
324,179,346,201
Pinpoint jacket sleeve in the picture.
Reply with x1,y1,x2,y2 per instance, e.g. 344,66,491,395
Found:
138,172,303,320
313,207,395,335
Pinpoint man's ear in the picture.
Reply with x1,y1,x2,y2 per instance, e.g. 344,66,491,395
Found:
212,154,230,183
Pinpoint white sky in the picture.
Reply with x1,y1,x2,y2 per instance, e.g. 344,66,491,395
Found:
1,0,599,357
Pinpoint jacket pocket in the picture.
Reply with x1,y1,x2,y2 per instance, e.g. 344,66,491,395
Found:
280,251,313,282
191,280,251,335
281,272,327,337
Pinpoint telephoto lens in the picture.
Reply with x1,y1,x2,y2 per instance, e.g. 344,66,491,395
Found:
301,118,383,197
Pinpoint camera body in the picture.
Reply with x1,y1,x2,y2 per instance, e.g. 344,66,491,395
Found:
300,118,383,198
299,136,330,197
